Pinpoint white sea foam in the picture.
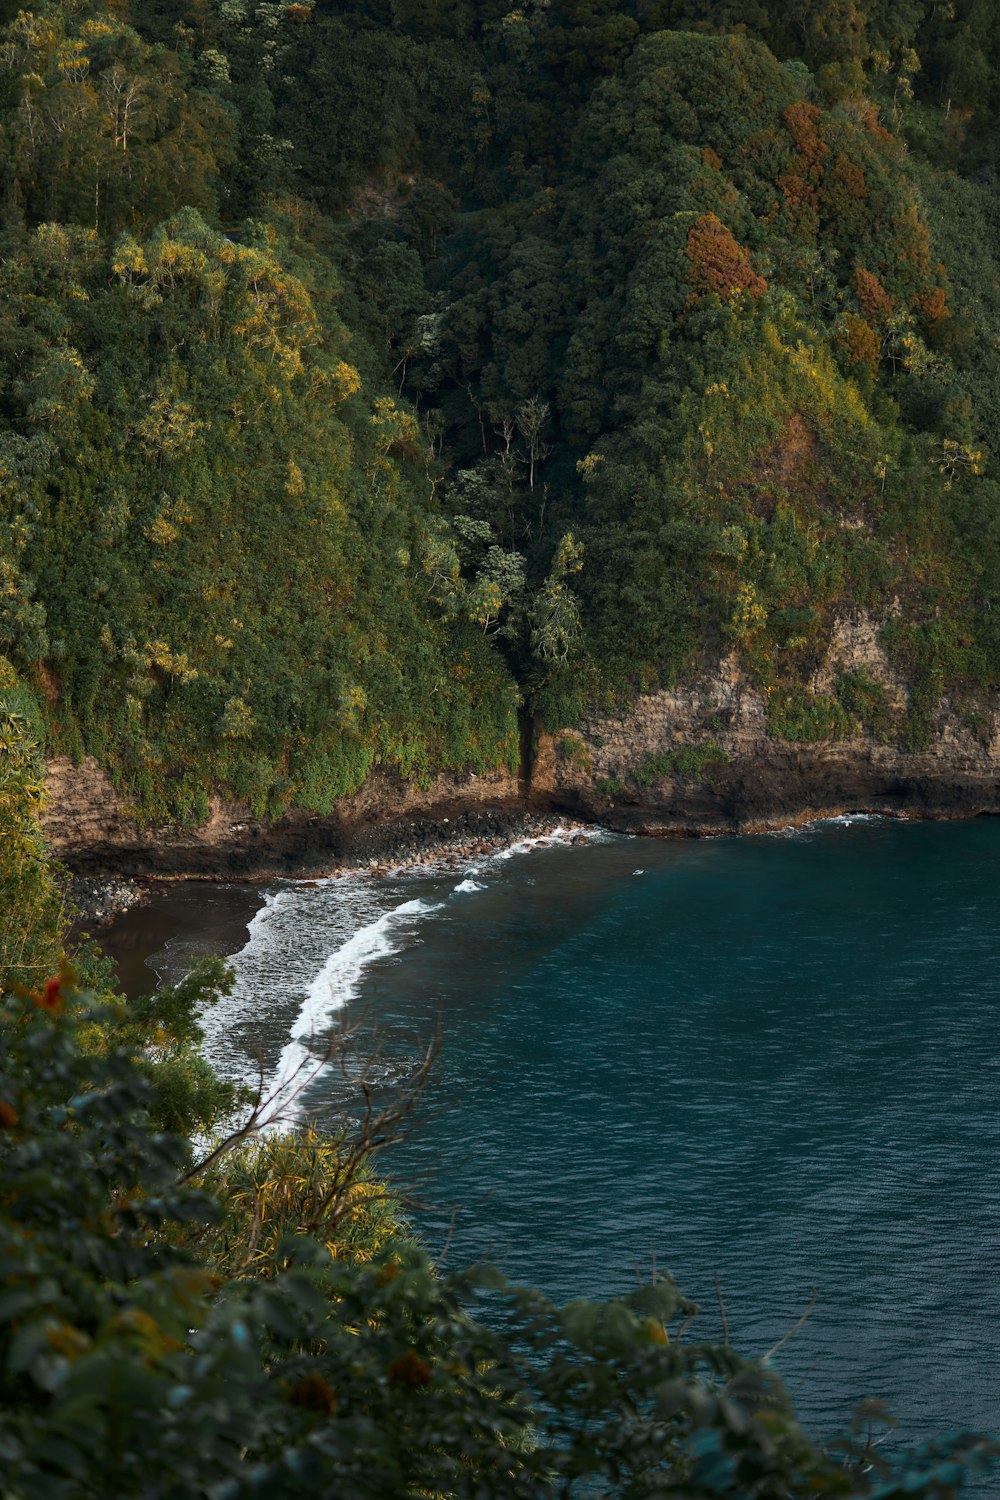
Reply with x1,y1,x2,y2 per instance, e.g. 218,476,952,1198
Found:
200,874,391,1096
766,812,887,839
201,820,621,1128
262,897,439,1127
492,823,611,861
195,888,299,1060
246,887,290,931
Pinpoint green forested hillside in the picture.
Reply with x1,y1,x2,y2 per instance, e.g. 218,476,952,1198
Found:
8,12,1000,1491
1,210,517,818
3,0,1000,816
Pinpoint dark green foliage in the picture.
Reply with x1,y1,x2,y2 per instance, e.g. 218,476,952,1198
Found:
768,685,857,742
7,7,1000,1491
3,975,999,1497
5,0,1000,826
389,22,1000,732
883,616,986,751
0,657,68,990
0,208,518,820
836,669,892,739
0,5,233,236
99,957,246,1137
557,732,591,769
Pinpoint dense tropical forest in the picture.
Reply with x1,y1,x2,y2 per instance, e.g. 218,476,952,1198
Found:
6,0,1000,1492
4,0,1000,838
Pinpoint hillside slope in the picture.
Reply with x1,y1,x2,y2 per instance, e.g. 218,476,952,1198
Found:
2,0,1000,860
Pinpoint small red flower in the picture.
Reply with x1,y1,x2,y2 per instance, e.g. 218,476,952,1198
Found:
35,977,63,1012
0,1101,17,1129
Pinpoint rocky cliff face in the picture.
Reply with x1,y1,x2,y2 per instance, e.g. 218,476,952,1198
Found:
534,617,1000,834
43,616,1000,875
42,757,524,876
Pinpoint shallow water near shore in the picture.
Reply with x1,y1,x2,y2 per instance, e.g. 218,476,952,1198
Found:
109,815,1000,1455
98,881,266,997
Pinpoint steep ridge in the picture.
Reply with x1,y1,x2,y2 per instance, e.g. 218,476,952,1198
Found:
11,2,1000,877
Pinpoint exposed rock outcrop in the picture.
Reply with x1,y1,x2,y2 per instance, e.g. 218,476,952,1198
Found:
535,622,1000,834
69,875,147,928
42,756,524,877
43,618,1000,875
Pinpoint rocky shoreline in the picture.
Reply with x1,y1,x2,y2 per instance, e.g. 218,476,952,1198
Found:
47,638,1000,920
59,765,1000,928
69,874,151,930
70,807,588,929
328,806,590,875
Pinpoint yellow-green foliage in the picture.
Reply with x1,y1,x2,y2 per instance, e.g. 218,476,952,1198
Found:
447,26,998,738
0,213,518,822
685,306,882,500
557,733,592,771
767,685,857,743
4,0,1000,804
191,1128,408,1278
0,659,66,990
614,292,918,710
75,958,246,1138
835,670,893,741
632,740,730,787
0,4,232,235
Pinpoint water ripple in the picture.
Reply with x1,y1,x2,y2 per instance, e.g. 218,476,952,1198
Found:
214,817,1000,1454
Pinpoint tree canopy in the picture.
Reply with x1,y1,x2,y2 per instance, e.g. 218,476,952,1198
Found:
3,0,1000,798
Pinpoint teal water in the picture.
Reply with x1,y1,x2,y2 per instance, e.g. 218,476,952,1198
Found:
196,816,1000,1446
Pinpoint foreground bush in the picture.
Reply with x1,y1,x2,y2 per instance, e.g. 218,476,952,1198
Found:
1,978,996,1498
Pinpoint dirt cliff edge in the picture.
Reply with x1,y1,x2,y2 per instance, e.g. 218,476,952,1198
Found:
43,625,1000,875
533,640,1000,835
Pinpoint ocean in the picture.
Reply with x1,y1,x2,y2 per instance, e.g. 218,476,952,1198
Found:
112,815,1000,1450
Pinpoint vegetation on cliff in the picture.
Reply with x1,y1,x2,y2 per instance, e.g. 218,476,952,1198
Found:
0,205,518,822
0,655,67,986
6,7,1000,1487
2,0,1000,822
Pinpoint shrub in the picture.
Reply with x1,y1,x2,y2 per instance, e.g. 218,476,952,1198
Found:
633,740,730,787
767,686,856,742
836,670,893,741
557,733,592,770
2,974,998,1497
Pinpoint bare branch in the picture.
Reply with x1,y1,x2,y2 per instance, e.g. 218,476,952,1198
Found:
714,1271,730,1348
762,1291,817,1363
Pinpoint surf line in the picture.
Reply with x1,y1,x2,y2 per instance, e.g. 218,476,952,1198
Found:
254,823,611,1127
262,896,440,1128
